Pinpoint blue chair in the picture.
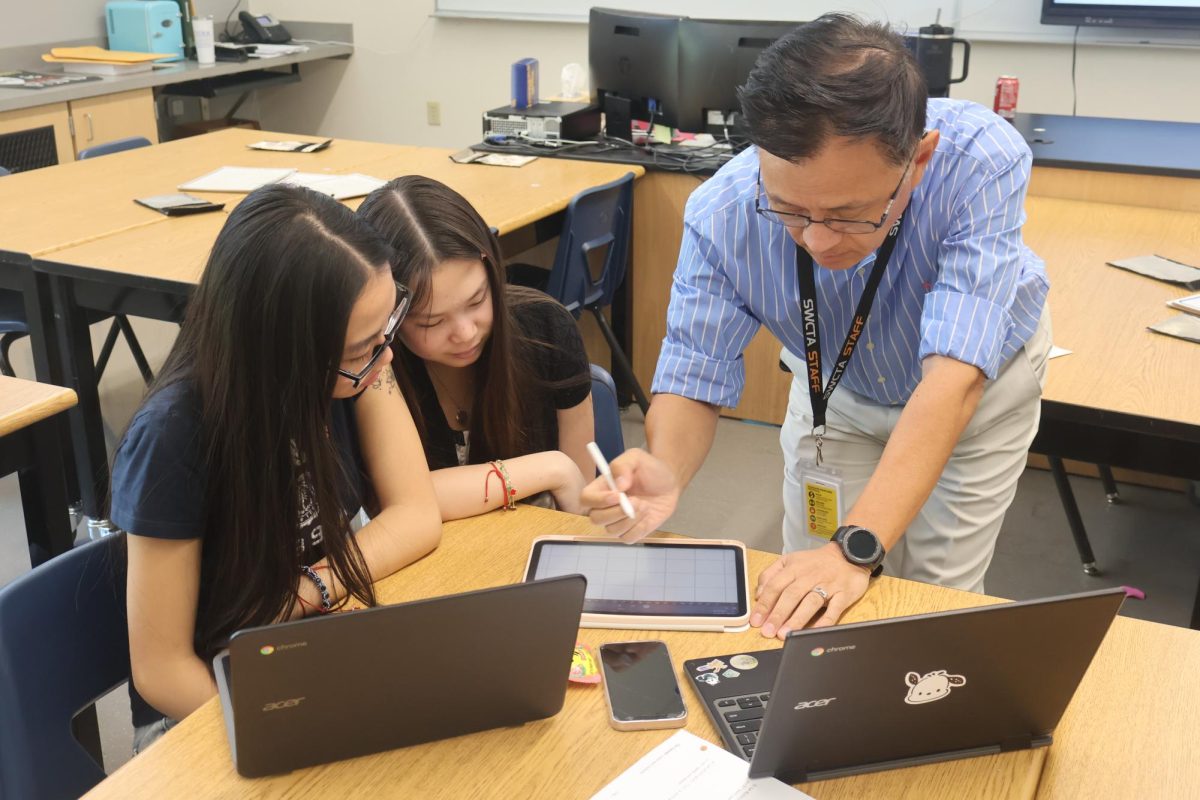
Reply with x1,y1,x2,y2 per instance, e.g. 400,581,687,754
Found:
76,136,152,161
0,166,10,176
0,534,129,800
544,172,650,415
590,363,625,463
0,138,154,381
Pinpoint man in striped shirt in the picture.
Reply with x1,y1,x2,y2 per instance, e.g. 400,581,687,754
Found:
583,15,1050,638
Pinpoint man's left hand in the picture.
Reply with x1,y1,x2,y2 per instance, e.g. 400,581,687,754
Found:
751,544,871,638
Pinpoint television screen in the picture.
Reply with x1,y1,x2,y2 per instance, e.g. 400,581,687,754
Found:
1042,0,1200,29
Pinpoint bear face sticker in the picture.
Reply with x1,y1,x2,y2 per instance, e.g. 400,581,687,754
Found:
904,670,966,705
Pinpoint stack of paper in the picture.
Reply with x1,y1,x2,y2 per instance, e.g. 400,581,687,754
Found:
41,47,174,76
178,167,386,201
280,172,386,200
247,43,309,58
179,167,298,193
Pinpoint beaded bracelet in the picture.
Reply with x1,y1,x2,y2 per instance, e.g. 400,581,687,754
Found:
299,564,332,613
484,459,518,511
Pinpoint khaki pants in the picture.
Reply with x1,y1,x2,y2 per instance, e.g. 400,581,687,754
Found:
779,308,1052,593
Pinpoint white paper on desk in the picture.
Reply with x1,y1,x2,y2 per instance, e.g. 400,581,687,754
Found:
247,43,309,57
590,730,811,800
1048,345,1073,359
280,172,386,200
178,166,296,193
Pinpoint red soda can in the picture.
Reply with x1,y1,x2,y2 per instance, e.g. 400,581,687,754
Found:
994,75,1019,121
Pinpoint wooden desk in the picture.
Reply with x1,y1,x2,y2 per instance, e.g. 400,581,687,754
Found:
84,506,1049,800
9,131,641,519
0,376,77,566
0,128,407,258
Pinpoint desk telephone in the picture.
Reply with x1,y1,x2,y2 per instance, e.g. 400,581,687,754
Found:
238,11,291,44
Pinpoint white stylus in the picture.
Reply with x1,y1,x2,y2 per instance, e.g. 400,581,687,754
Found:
586,442,637,520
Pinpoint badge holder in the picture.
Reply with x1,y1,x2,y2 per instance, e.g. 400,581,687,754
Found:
799,426,844,545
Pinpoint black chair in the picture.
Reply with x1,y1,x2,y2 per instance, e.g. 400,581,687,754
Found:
542,173,649,415
590,363,625,463
0,534,129,799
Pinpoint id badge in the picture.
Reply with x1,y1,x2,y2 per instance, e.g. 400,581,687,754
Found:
800,461,844,543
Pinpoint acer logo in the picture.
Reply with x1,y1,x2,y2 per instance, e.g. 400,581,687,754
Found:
793,697,836,710
262,697,306,712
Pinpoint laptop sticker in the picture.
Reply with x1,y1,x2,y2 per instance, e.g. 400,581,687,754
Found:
695,672,721,686
696,659,728,673
729,654,758,670
722,669,740,679
904,670,966,705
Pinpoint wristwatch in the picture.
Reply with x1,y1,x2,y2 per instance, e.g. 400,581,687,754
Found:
833,525,886,577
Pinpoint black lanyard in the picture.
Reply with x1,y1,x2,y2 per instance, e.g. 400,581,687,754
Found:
796,215,903,461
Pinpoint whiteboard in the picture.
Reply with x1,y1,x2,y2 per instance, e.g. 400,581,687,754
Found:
433,0,1200,46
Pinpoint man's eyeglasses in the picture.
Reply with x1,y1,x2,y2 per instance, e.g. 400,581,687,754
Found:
337,282,411,388
755,154,915,235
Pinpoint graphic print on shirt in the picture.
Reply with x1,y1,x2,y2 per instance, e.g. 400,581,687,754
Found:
291,442,324,558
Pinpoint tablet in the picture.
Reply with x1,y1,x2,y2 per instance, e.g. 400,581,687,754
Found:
523,536,750,632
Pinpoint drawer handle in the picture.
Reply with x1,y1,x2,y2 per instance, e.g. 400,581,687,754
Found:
85,113,94,142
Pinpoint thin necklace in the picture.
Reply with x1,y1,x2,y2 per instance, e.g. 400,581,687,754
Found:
427,365,472,428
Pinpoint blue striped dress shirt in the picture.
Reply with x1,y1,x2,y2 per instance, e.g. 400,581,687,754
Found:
652,98,1048,408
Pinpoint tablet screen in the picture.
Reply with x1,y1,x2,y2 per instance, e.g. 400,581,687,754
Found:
526,541,747,617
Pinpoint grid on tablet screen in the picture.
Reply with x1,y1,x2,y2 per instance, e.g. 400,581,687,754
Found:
536,544,737,603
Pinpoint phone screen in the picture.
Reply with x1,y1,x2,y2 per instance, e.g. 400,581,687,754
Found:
600,641,686,723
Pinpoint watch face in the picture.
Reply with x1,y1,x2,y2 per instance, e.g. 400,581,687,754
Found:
846,529,879,561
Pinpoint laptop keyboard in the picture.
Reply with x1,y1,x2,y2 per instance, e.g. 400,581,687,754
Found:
715,691,771,759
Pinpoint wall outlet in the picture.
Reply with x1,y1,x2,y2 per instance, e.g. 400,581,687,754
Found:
426,101,442,126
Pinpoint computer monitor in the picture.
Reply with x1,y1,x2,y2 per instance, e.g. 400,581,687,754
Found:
588,7,684,138
677,18,800,135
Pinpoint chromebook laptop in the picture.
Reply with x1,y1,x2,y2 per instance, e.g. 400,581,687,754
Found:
213,574,586,777
685,588,1124,783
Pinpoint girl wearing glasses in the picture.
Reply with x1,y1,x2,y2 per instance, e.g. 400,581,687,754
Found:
109,185,441,752
358,176,593,520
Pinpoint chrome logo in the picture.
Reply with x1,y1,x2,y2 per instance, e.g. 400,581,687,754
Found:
260,645,275,656
810,647,825,657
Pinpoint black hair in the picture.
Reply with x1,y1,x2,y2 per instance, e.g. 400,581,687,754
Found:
738,13,927,165
358,176,587,464
125,183,395,658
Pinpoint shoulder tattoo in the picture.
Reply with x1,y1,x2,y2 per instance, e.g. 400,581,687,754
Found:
370,365,399,395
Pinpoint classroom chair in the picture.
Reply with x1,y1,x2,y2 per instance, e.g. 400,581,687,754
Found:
543,172,650,415
0,166,9,176
0,534,129,800
590,363,625,463
76,135,153,161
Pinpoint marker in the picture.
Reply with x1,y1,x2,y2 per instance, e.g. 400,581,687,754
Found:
586,442,636,520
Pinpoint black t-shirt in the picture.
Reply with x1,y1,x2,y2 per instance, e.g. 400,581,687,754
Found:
110,380,366,726
403,295,591,469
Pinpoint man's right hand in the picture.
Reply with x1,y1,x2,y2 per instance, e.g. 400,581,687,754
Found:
580,447,680,542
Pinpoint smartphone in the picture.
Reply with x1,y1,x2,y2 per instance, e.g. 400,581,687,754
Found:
599,640,688,731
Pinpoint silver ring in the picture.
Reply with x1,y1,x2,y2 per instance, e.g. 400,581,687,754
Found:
809,586,829,602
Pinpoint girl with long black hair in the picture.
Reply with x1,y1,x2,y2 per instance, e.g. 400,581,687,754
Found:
110,184,441,751
357,177,594,520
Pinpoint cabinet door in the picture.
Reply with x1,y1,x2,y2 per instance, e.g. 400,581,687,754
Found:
0,103,75,167
69,88,159,156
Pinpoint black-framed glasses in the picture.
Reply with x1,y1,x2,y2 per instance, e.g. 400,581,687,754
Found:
337,282,411,388
755,154,915,235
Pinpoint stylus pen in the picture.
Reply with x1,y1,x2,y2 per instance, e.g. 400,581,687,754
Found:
586,442,637,521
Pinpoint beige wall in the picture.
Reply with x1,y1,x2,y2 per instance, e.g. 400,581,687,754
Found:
255,1,1200,145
